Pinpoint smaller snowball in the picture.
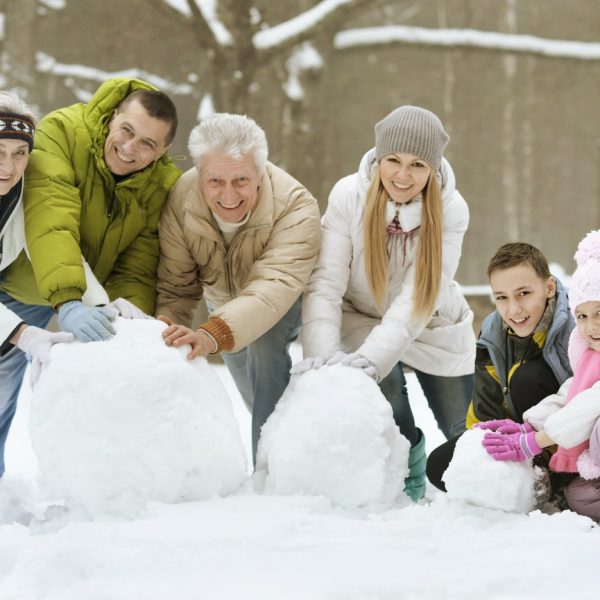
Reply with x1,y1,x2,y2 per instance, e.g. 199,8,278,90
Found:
255,364,410,509
444,428,539,513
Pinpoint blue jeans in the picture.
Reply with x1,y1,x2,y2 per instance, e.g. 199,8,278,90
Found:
0,290,54,477
218,297,302,464
379,361,473,446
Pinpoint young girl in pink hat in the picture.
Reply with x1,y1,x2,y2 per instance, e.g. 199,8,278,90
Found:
482,229,600,519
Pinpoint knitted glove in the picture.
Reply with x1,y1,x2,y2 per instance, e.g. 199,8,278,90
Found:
290,356,326,376
58,301,117,342
474,419,534,435
107,297,150,319
16,326,74,386
325,351,379,382
482,431,542,462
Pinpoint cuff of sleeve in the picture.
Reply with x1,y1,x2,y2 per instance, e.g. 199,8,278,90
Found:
0,321,26,356
50,288,84,310
198,317,234,353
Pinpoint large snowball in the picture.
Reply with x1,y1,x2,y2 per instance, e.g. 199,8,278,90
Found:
29,318,247,517
255,364,410,509
443,428,540,513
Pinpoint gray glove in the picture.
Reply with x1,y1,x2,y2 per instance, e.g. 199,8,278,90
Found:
16,325,74,385
290,356,326,376
107,298,150,319
326,351,380,382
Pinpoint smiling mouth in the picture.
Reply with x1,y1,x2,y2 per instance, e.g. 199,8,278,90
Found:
0,174,13,181
392,182,412,190
115,149,135,164
511,316,529,326
218,201,243,210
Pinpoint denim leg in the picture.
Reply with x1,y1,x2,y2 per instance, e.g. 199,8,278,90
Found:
413,369,474,440
378,362,419,446
221,297,302,464
0,291,54,477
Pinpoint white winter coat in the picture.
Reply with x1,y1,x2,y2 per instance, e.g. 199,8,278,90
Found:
302,149,476,379
524,376,600,449
0,181,28,345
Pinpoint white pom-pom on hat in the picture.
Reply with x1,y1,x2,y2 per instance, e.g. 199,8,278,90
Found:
568,229,600,315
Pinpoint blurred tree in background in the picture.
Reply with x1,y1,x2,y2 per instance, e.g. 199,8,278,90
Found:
1,0,599,286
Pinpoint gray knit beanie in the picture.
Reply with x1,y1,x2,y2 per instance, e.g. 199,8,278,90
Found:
374,105,449,171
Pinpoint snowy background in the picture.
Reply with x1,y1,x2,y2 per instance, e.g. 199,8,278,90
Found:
1,316,599,600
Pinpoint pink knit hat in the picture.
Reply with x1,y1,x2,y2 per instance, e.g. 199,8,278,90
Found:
568,229,600,315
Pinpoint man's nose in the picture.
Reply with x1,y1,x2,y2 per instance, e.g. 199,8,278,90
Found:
222,183,236,201
121,139,137,154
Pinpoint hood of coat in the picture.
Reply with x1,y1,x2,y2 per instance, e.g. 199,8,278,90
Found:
357,146,456,199
356,148,457,228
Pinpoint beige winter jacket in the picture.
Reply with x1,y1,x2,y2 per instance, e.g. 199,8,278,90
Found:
156,162,321,353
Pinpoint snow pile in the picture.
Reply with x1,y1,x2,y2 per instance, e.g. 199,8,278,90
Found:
29,318,247,517
443,428,539,513
0,478,39,526
255,364,410,509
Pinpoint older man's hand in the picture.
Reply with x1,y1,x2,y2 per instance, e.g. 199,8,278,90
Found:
158,315,218,359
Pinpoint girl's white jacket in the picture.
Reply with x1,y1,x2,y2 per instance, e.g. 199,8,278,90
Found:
302,149,476,379
524,377,600,449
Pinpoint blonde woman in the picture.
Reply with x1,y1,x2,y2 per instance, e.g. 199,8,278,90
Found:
296,106,476,500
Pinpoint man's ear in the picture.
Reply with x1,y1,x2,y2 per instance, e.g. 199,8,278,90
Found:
546,276,557,298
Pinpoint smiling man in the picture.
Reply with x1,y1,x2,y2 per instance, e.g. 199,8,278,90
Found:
156,113,320,462
1,78,180,319
0,78,180,416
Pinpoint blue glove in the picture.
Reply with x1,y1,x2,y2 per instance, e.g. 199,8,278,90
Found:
58,300,117,342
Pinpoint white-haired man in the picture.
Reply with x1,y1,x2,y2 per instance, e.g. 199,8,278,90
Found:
156,113,321,462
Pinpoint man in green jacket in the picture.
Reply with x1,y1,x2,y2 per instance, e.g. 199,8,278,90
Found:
0,78,180,475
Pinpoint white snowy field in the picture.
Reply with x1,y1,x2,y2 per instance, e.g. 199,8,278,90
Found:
1,342,599,600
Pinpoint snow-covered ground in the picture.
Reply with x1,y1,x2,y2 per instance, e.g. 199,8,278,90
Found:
1,341,599,600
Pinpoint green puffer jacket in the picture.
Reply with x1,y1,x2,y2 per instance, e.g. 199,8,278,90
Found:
0,78,181,313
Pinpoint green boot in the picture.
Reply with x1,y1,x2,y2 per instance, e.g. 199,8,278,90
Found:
404,429,426,502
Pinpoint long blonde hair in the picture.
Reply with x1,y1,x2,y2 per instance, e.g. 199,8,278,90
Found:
364,164,443,320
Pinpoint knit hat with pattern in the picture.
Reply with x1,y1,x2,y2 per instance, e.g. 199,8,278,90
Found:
568,229,600,315
0,113,35,151
375,105,449,171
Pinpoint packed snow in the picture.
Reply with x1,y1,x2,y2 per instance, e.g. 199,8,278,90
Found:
1,332,600,598
29,318,247,517
335,25,600,60
255,364,410,509
444,428,541,513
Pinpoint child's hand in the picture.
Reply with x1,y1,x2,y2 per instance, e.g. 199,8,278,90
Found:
482,431,542,462
474,419,534,435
